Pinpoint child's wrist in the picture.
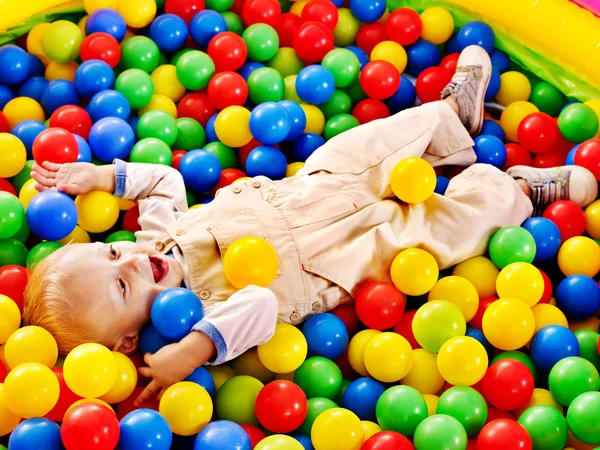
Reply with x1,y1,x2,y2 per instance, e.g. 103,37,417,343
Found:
96,165,116,193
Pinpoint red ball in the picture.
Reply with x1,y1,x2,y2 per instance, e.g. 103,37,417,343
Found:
275,13,302,48
0,265,27,312
542,200,586,241
333,349,358,380
330,303,359,335
356,23,387,55
551,118,574,153
207,71,248,110
178,92,216,126
0,178,17,196
49,105,93,140
485,408,514,424
61,403,120,450
503,143,533,170
242,0,281,27
533,148,565,168
477,419,532,450
45,367,82,422
574,138,600,180
165,0,206,24
293,21,335,63
210,168,247,195
481,360,534,411
122,205,141,233
360,60,400,100
469,297,498,330
361,431,415,450
356,281,406,330
208,32,248,73
80,32,121,68
172,150,187,170
440,53,459,75
255,380,308,433
301,0,339,30
32,128,79,166
538,269,552,304
393,309,420,349
240,424,266,448
385,8,423,46
116,386,159,420
0,112,10,133
0,360,6,383
517,112,558,153
352,98,390,124
416,66,452,104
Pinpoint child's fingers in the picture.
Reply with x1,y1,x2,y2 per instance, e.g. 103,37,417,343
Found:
137,366,152,378
134,380,160,407
41,161,62,172
31,171,57,188
32,164,56,178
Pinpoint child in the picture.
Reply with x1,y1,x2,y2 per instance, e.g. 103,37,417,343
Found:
23,46,597,406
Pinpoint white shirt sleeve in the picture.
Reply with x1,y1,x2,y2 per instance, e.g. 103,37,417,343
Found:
192,285,279,364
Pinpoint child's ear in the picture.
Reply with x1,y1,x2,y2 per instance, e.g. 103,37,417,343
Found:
113,334,139,355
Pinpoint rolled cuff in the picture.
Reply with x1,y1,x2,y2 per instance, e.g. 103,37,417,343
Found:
192,320,228,365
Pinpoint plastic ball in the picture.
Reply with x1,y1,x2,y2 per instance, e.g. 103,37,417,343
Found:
567,391,600,445
0,192,23,241
88,90,130,121
390,248,439,296
477,419,532,450
164,0,204,24
3,362,60,418
212,105,251,147
558,104,599,143
32,128,78,167
195,422,253,450
437,386,487,437
158,381,212,436
482,360,534,411
222,236,278,289
26,190,77,241
412,300,466,353
300,313,348,359
413,414,468,450
119,409,172,450
88,116,135,161
530,325,580,373
482,298,534,350
376,385,427,436
495,262,543,307
216,375,263,425
385,8,422,46
4,325,57,369
0,45,31,85
151,288,204,341
256,380,307,433
555,275,600,320
428,276,479,322
359,60,399,100
115,68,154,109
361,431,413,450
488,226,536,269
549,357,600,406
49,105,92,141
363,332,413,383
8,418,62,450
457,21,495,53
241,24,279,65
473,135,506,167
390,157,436,203
293,21,334,64
62,343,117,399
61,403,119,450
294,356,342,399
520,217,561,263
529,81,564,117
178,149,222,192
75,191,119,233
258,323,307,373
0,295,20,345
543,199,586,241
397,348,442,395
406,39,441,76
42,20,84,64
420,7,454,44
3,97,45,130
311,408,363,450
500,101,540,143
355,281,405,330
255,435,304,450
242,0,281,27
452,256,498,299
338,378,386,422
531,303,568,333
437,336,488,387
558,236,600,277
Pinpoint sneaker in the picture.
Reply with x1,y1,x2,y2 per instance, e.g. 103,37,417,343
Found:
507,165,598,215
441,45,492,136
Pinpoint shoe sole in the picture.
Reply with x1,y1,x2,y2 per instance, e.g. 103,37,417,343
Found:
461,46,492,136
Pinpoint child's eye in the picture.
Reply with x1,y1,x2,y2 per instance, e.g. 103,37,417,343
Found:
109,245,118,260
118,278,126,294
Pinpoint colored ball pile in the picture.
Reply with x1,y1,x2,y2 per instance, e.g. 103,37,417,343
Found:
1,1,600,449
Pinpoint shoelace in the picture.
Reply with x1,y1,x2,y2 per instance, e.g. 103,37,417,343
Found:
531,179,567,216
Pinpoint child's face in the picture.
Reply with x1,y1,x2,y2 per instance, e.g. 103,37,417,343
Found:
59,241,184,353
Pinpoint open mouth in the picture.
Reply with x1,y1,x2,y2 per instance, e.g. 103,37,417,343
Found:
149,256,168,283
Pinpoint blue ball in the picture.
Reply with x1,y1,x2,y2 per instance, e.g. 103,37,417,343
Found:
296,65,336,105
566,144,580,165
0,45,31,85
293,435,314,450
0,85,15,109
342,377,386,421
434,175,450,195
28,55,45,78
292,133,324,162
349,0,386,22
480,119,505,141
120,409,173,450
473,135,506,167
556,275,600,320
26,191,78,241
485,68,501,101
8,418,62,450
530,325,580,372
250,102,291,145
457,21,495,53
246,145,288,179
346,46,369,70
238,62,264,81
521,217,561,262
190,10,227,48
407,40,441,76
185,366,216,397
18,76,49,103
466,327,494,358
302,313,348,359
205,113,218,143
194,421,251,450
11,120,46,159
75,134,92,163
150,14,189,53
88,89,131,121
445,33,461,54
151,288,204,341
127,116,139,132
89,117,135,162
41,79,80,114
75,60,115,98
179,149,222,192
86,8,127,42
385,76,416,113
490,49,510,73
139,323,173,355
279,100,306,141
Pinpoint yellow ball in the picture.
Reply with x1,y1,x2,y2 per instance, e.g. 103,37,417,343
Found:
483,298,535,350
514,388,563,418
256,435,304,450
117,0,157,28
223,236,279,289
584,99,600,138
232,348,275,384
370,41,407,73
413,300,466,353
499,100,539,143
206,365,236,393
531,303,569,334
0,384,20,436
428,276,479,322
496,262,544,307
258,324,307,373
42,20,84,63
290,0,308,17
284,75,303,103
58,225,91,245
63,343,118,398
138,94,178,118
423,394,439,416
361,421,382,440
215,106,253,147
151,64,186,102
0,134,26,178
334,8,360,47
585,200,600,239
75,191,120,233
390,157,436,203
159,381,213,436
3,362,59,418
0,295,20,345
66,398,114,416
452,256,499,299
301,104,325,134
4,326,58,370
390,248,439,296
286,162,305,177
78,16,89,35
311,408,364,450
558,236,600,277
99,352,137,404
437,336,488,386
420,7,454,44
496,71,532,106
347,329,381,376
19,178,39,211
3,97,45,130
401,348,445,395
27,23,51,62
45,61,78,82
84,0,118,14
117,198,136,211
570,316,600,333
363,332,413,382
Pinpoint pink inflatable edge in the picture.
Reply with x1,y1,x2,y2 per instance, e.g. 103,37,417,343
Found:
570,0,600,16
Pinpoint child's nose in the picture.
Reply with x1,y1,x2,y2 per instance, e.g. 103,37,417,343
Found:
120,255,141,273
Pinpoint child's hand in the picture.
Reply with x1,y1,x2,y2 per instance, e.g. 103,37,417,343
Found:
31,161,114,195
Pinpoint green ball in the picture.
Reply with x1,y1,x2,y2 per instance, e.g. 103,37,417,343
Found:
576,330,600,370
530,82,565,117
558,104,599,143
492,351,537,383
176,50,215,91
26,241,62,267
319,90,353,119
344,78,367,104
294,357,343,400
12,219,29,244
296,397,338,436
324,114,360,140
10,160,35,194
322,49,360,88
170,48,194,66
157,52,169,67
488,226,536,269
266,48,304,78
137,110,178,146
221,12,244,35
248,68,284,103
376,386,427,437
518,405,568,450
335,379,351,406
42,20,83,63
549,356,600,406
204,142,237,169
243,24,280,62
121,36,160,73
0,192,24,240
436,387,487,437
115,69,155,109
206,0,235,11
0,239,28,266
567,392,600,445
173,118,206,151
215,375,264,425
106,230,137,243
130,138,173,165
186,190,197,208
333,8,360,47
413,414,468,450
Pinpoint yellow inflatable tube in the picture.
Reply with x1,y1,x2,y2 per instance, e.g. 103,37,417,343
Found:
0,0,82,32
